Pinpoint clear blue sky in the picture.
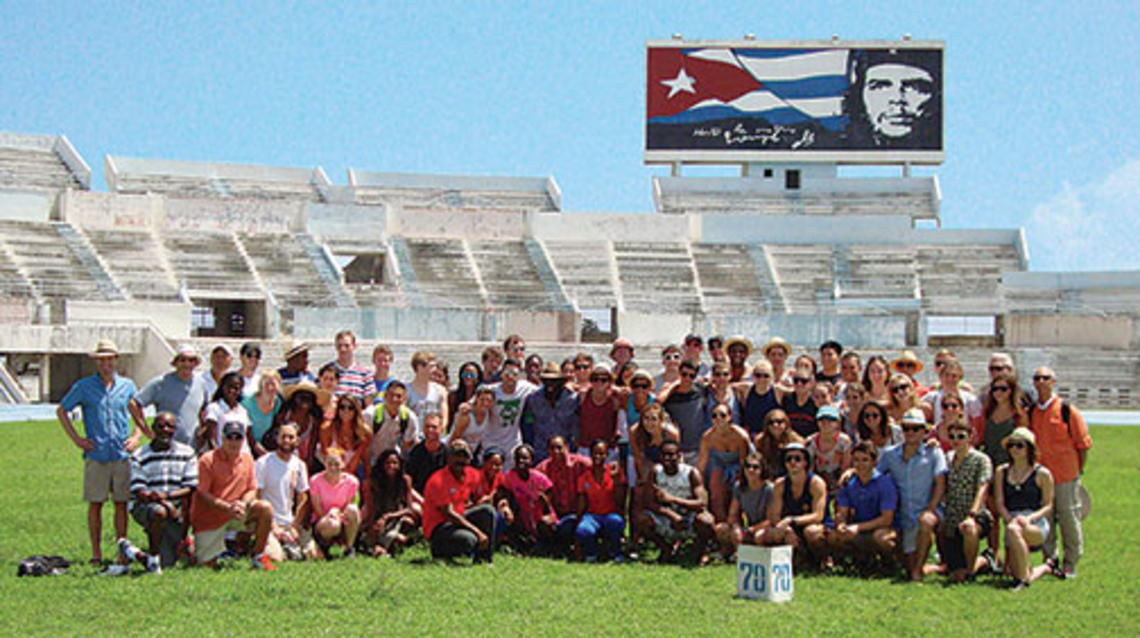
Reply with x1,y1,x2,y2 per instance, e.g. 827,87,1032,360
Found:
2,1,1137,271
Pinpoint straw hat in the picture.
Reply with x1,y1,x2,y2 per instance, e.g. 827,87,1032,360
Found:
891,350,924,373
725,335,754,357
282,379,330,407
89,339,120,359
761,337,790,357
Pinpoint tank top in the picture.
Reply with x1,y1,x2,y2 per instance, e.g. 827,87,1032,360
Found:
580,392,618,445
1003,465,1043,512
782,394,819,438
705,387,740,426
626,395,655,431
983,416,1017,467
655,463,695,514
636,427,665,464
782,471,817,517
460,409,492,455
743,387,779,436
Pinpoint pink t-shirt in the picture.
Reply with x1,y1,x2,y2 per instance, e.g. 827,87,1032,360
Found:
503,469,553,533
309,471,360,520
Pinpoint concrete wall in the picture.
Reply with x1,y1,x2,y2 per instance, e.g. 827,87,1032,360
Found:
0,299,33,325
60,190,302,233
397,209,527,240
308,202,388,239
531,212,696,242
60,190,163,229
697,314,908,349
294,306,579,343
701,214,912,244
1006,315,1133,348
0,324,148,354
0,191,54,221
66,300,192,339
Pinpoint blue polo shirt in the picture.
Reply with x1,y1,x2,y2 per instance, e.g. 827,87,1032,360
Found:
521,387,580,461
60,373,137,463
836,469,897,524
877,443,947,531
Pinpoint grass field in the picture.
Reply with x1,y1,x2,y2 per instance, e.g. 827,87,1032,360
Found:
0,421,1136,637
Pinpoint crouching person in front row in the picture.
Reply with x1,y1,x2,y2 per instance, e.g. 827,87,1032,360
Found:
191,421,278,570
829,441,898,574
112,412,197,575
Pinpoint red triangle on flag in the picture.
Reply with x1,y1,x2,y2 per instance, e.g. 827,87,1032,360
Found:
647,48,765,119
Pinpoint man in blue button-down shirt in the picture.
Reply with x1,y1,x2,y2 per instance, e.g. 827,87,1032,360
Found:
877,408,946,582
57,339,145,567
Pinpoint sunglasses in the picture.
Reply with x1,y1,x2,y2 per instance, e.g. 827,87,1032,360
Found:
989,365,1010,372
991,385,1010,393
502,370,521,378
664,353,682,361
338,404,355,411
713,372,731,378
934,360,948,367
768,418,788,425
902,425,926,433
631,383,650,390
1006,441,1027,449
891,385,911,393
714,412,730,419
863,412,882,420
745,463,762,470
897,362,917,369
784,455,806,464
680,372,696,379
224,432,244,441
575,364,591,370
949,432,970,441
754,373,771,379
793,378,811,385
460,371,478,380
1033,375,1052,382
941,402,961,410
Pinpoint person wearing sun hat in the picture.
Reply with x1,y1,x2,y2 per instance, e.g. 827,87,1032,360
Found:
522,362,579,462
278,339,315,386
876,407,947,582
132,344,211,448
891,350,927,394
724,335,754,382
993,426,1056,590
57,339,145,570
609,338,635,369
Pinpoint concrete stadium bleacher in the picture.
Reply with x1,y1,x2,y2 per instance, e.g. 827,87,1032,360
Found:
402,238,486,308
0,133,89,192
0,220,111,301
106,156,329,201
691,243,773,313
321,236,404,308
350,171,560,212
837,245,920,301
238,233,343,308
765,244,835,313
162,232,263,298
614,241,703,314
917,244,1022,312
84,228,183,301
542,240,618,311
468,240,564,311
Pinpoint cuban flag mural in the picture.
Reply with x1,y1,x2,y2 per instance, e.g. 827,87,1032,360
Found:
646,44,942,154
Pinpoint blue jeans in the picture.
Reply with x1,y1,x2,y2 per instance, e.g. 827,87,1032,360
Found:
576,513,625,560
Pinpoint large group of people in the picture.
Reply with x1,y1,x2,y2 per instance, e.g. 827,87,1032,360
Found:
59,331,1091,590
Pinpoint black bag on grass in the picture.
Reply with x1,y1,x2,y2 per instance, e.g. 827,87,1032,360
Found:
17,555,71,577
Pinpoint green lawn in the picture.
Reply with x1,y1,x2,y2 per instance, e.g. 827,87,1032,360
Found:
1,421,1136,637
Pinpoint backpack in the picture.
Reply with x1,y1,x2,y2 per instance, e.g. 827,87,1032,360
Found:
17,555,70,577
1029,400,1074,440
375,405,412,438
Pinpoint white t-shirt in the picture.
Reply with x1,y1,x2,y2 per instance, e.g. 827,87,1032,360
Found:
255,452,310,528
406,381,447,423
365,404,421,464
240,370,262,397
922,388,982,424
483,381,538,467
205,399,251,455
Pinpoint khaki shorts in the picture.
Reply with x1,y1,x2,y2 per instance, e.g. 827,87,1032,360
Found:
83,458,131,503
195,516,282,563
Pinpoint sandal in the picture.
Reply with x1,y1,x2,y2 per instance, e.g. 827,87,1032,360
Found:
1046,557,1066,580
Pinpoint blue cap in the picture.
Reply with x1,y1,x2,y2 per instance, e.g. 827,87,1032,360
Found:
816,405,841,421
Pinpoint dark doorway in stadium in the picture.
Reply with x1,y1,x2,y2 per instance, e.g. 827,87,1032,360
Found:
191,299,268,338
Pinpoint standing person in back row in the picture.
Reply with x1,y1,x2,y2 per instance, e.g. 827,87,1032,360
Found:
484,359,538,470
131,344,211,447
1029,367,1091,580
57,339,144,569
329,330,374,403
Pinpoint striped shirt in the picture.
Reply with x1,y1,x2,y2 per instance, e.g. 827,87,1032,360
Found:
129,440,199,495
332,361,374,400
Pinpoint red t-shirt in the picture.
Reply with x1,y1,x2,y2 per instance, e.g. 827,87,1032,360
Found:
536,454,592,516
421,465,481,539
577,463,626,516
191,449,257,533
473,468,502,502
579,391,618,446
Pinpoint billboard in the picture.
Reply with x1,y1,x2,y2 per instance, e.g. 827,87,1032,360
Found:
645,40,943,164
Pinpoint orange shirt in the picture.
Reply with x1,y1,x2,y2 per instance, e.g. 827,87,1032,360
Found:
1029,398,1092,485
421,466,481,539
191,449,257,533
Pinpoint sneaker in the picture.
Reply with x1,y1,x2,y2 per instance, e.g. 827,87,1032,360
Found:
1011,579,1030,592
1063,568,1078,580
146,555,162,575
585,555,598,564
1046,557,1066,580
118,539,143,565
101,564,130,577
282,542,303,562
981,548,998,575
613,555,625,564
251,553,277,571
343,547,357,559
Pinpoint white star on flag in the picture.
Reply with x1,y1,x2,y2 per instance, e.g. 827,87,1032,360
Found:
661,68,696,99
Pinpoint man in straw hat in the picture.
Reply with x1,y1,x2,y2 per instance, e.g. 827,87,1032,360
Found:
278,339,314,386
724,335,754,383
57,339,145,569
522,362,579,462
891,350,927,394
876,408,946,581
132,344,211,447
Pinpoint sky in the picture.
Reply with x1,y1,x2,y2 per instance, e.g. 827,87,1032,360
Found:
1,1,1137,272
